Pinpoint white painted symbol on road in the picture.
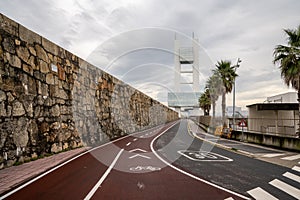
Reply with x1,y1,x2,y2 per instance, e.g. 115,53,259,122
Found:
129,154,151,159
130,166,161,172
178,150,233,162
129,148,147,153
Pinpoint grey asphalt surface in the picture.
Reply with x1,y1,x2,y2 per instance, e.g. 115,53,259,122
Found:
153,119,300,200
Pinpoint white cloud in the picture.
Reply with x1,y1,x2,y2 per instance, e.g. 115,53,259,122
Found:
0,0,299,110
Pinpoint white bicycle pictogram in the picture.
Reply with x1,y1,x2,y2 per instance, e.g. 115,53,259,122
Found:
129,166,161,172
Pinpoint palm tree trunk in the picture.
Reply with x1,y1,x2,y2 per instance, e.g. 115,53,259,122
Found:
298,89,300,137
222,92,226,127
212,101,216,127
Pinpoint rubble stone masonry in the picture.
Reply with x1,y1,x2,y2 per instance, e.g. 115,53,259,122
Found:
0,14,178,169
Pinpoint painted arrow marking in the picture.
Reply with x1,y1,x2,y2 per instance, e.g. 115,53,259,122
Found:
129,154,151,159
129,148,147,153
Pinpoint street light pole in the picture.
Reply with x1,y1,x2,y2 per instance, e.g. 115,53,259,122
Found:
232,58,241,131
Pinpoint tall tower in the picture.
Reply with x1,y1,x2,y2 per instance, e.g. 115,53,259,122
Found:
169,34,201,117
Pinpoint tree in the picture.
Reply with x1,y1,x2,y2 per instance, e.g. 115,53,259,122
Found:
273,25,300,136
214,60,238,126
206,73,222,122
199,89,211,116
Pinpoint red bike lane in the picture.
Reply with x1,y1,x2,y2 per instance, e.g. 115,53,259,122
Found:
88,121,248,200
2,121,249,200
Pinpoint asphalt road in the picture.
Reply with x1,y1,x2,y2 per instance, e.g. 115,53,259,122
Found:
154,119,300,200
1,119,299,200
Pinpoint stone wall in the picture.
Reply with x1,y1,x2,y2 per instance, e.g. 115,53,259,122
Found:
0,14,178,169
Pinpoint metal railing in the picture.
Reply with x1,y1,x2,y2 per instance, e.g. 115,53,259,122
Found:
230,117,298,137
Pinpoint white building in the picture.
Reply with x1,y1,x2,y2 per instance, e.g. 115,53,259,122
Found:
266,92,297,103
247,92,298,136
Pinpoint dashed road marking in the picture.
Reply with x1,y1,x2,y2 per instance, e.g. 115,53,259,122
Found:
262,153,285,158
269,179,300,199
283,172,300,183
292,166,300,172
247,187,278,200
84,149,124,200
126,142,131,146
281,154,300,161
224,197,235,200
133,138,138,142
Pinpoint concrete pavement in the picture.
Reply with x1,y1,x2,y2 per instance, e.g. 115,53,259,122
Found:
189,121,300,168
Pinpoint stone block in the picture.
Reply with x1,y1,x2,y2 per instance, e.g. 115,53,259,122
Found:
46,73,55,85
28,120,38,145
16,46,30,63
0,90,6,101
35,44,49,63
22,63,33,75
0,102,6,117
28,46,36,56
51,143,62,153
39,60,49,73
12,101,25,116
5,53,21,68
13,117,29,147
50,104,60,117
0,14,18,36
42,37,59,55
3,37,15,54
40,122,50,133
19,24,41,44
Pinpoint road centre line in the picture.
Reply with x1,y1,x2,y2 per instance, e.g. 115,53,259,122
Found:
150,121,250,200
84,149,124,200
126,142,131,146
133,138,138,141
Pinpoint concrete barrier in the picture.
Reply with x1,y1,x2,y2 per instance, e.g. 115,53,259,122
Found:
231,130,300,152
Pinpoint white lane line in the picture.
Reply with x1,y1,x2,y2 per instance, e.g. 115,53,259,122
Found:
283,172,300,183
292,166,300,172
262,153,285,158
281,154,300,161
269,179,300,199
126,142,131,146
84,149,124,200
0,129,142,200
133,138,138,142
150,121,251,200
224,197,235,200
247,187,278,200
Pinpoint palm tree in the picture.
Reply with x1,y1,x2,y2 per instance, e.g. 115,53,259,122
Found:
273,25,300,136
206,73,222,122
214,60,238,126
199,89,211,116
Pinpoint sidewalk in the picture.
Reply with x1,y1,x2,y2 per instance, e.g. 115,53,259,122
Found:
189,120,300,168
0,147,88,195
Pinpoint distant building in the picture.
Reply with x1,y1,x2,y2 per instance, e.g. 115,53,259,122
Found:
247,92,298,136
266,92,297,103
226,106,248,118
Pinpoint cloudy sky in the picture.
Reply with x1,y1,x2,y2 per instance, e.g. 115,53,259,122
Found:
1,0,299,112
